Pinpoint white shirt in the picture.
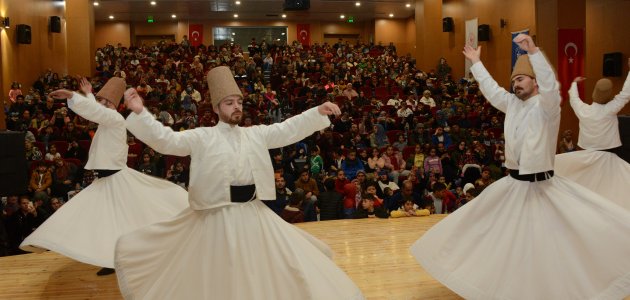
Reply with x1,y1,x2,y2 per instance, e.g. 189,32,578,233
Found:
569,71,630,150
471,51,561,174
68,92,128,170
127,106,330,210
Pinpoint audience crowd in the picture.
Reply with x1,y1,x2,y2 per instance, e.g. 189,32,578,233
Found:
2,37,531,256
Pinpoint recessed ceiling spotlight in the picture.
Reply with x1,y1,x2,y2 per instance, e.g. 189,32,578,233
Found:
171,14,177,18
406,3,411,8
389,13,394,17
281,32,285,35
355,2,361,6
234,14,239,18
340,15,345,19
232,32,236,35
93,2,99,6
235,1,241,4
282,14,286,18
150,1,156,6
109,15,114,19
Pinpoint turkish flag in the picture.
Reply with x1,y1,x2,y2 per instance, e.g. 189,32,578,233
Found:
558,29,584,105
297,24,310,46
188,24,203,47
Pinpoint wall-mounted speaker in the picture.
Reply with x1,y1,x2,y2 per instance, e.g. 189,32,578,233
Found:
478,24,490,41
603,52,623,77
442,17,454,32
284,0,310,11
50,16,61,33
16,24,31,44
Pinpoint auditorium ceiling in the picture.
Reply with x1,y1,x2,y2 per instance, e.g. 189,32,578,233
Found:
92,0,415,22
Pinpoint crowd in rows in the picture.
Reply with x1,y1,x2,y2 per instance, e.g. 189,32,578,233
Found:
1,37,578,255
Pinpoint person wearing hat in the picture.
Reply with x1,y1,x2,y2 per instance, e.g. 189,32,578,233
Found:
410,34,630,299
20,77,188,276
555,58,630,211
116,66,363,299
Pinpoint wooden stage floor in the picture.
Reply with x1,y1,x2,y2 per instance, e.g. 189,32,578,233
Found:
0,215,461,299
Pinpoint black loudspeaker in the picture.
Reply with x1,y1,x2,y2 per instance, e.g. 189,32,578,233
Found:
618,116,630,164
284,0,310,11
50,16,61,33
478,24,490,41
0,132,28,196
603,52,623,77
16,24,31,44
443,17,454,32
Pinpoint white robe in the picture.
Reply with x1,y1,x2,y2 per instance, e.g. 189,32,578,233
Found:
115,107,364,299
410,52,630,299
20,92,188,268
555,70,630,211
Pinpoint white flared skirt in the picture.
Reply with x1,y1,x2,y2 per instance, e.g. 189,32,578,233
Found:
555,150,630,211
114,199,364,300
20,168,189,268
410,175,630,300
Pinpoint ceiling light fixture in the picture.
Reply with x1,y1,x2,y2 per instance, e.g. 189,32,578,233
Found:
93,2,99,6
389,13,394,17
150,1,156,6
109,15,114,19
234,14,239,18
355,2,361,6
340,15,345,19
406,3,411,8
282,14,286,18
171,14,177,18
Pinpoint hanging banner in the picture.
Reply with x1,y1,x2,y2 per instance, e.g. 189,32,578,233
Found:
464,18,478,76
511,29,530,71
558,28,584,104
188,24,203,47
297,24,311,46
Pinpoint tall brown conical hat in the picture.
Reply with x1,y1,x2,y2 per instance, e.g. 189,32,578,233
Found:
96,77,126,107
206,66,243,107
592,78,613,104
511,55,535,80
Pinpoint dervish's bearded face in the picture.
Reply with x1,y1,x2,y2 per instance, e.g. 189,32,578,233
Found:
214,95,243,125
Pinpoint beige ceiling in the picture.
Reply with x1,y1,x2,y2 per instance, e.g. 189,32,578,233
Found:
93,0,416,22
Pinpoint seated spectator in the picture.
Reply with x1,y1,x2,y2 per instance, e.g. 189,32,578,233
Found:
392,134,408,152
29,162,52,195
265,176,292,215
419,90,436,108
353,194,388,219
294,170,319,222
474,167,495,193
137,153,158,176
423,148,443,176
6,196,47,255
387,180,427,212
334,170,350,194
363,181,384,208
65,139,87,162
25,140,43,162
428,182,457,214
377,169,400,198
309,146,324,179
51,157,78,199
370,124,389,148
166,161,190,188
49,197,64,214
44,144,62,162
318,178,344,221
341,182,359,219
390,199,430,218
341,149,364,180
280,188,305,224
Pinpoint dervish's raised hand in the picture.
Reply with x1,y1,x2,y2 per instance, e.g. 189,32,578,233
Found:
513,34,539,54
462,45,481,64
78,77,93,96
318,101,342,116
49,89,74,100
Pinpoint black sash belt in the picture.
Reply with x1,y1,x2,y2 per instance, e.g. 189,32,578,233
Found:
93,169,121,178
509,170,554,182
230,185,256,203
600,146,622,155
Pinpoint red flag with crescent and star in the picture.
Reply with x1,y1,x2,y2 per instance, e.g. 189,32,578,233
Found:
188,24,203,47
558,28,584,105
297,24,310,46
